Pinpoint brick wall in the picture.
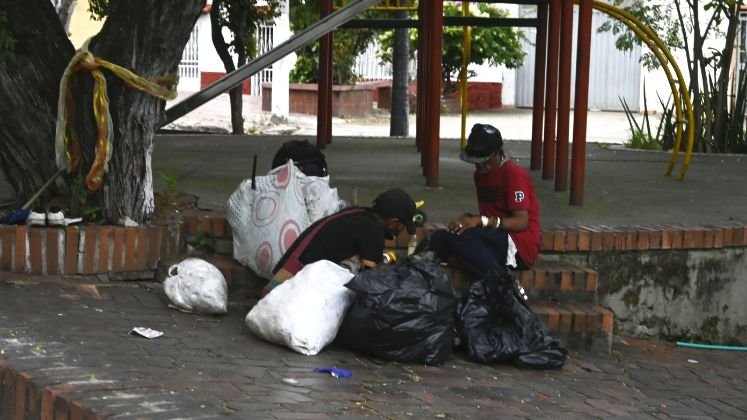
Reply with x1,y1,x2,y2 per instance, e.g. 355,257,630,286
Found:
377,82,502,112
262,83,375,117
201,72,251,94
0,223,185,277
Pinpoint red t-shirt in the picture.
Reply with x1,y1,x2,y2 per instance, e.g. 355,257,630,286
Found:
474,160,541,266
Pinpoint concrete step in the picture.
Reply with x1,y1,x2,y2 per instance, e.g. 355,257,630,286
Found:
446,260,599,304
198,254,265,297
515,260,598,304
532,302,614,354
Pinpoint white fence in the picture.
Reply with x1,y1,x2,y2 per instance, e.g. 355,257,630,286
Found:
178,25,200,92
251,24,274,96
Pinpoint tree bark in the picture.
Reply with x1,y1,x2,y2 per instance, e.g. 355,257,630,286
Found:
85,0,204,222
390,5,409,137
0,0,204,222
711,2,738,152
0,0,74,205
210,0,245,135
229,2,248,134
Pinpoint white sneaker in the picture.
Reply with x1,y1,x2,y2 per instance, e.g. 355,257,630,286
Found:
26,208,46,226
46,206,65,226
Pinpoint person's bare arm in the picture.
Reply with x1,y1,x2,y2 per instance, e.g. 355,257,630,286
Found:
361,259,377,269
448,209,529,234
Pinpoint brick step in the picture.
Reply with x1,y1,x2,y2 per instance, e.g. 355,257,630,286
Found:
531,302,613,354
200,254,265,295
515,260,598,303
445,259,599,304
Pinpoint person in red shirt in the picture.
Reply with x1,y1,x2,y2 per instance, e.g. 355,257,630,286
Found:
428,123,541,278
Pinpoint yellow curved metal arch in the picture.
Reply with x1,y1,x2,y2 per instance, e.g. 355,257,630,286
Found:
590,1,694,179
591,4,684,169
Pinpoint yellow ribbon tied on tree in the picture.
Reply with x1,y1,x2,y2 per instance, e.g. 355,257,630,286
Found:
55,40,178,191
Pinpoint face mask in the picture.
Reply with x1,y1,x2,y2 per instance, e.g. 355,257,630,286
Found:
384,226,396,241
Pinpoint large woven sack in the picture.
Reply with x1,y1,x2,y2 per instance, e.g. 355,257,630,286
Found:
226,161,343,279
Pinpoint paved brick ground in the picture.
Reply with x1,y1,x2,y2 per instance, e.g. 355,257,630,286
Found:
1,276,746,419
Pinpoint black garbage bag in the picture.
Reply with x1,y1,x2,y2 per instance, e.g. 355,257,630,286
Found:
456,270,567,369
336,254,457,366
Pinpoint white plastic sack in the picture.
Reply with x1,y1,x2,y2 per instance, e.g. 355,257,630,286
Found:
302,176,345,223
163,258,228,314
245,260,355,355
226,161,344,279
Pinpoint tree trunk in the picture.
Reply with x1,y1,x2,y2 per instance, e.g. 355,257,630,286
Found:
210,0,245,135
390,5,409,137
711,2,739,152
0,0,74,205
230,2,249,135
1,0,204,221
85,0,204,223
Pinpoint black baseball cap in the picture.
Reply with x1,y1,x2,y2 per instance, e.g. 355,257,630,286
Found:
460,123,503,164
372,188,416,234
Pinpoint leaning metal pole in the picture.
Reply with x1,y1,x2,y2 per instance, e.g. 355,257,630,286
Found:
162,0,381,126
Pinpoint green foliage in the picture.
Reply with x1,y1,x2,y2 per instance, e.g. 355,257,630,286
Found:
71,174,102,222
620,81,675,151
597,0,683,71
156,172,180,218
0,10,16,52
378,3,525,94
601,0,746,155
289,0,377,85
159,172,179,192
87,0,110,21
192,231,216,253
719,67,747,154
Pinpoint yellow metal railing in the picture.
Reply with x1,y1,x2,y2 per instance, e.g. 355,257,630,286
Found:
588,0,694,180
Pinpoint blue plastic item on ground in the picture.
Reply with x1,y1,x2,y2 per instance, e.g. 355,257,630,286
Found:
313,367,352,378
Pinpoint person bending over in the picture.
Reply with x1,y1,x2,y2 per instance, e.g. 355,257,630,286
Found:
263,188,417,296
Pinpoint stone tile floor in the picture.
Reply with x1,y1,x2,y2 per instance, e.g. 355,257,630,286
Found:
1,275,745,419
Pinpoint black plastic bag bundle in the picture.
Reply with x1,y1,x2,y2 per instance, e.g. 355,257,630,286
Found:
336,255,457,366
456,270,567,369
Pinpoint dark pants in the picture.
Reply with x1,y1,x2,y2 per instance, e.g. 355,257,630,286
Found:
429,228,526,279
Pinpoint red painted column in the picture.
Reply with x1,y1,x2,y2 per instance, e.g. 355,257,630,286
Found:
555,0,574,191
416,0,429,159
570,0,593,205
542,0,561,180
530,2,548,171
423,0,443,187
316,0,333,148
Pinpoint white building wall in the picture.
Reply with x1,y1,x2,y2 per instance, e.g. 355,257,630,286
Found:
515,7,641,111
469,4,519,107
198,15,226,74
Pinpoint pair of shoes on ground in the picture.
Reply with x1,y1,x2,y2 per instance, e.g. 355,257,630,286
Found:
26,206,66,227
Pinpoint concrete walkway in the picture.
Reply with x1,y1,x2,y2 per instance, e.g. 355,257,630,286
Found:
1,96,746,419
164,91,639,144
2,274,747,419
151,133,747,228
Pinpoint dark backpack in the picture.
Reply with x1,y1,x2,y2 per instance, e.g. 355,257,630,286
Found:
271,140,328,177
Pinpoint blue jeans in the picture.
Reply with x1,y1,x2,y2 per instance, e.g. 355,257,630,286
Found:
429,228,521,279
